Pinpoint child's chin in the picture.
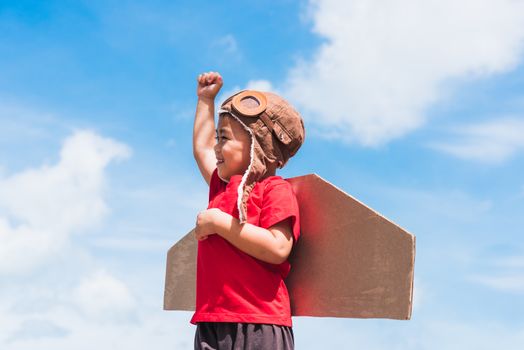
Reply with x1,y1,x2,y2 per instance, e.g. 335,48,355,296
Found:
217,169,230,181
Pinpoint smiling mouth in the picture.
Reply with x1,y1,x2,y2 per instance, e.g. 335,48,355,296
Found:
216,159,224,165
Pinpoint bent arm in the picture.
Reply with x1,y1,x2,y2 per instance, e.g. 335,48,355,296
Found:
212,211,294,265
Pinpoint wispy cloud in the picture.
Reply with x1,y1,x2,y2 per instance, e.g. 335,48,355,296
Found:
470,274,524,294
492,255,524,269
6,319,70,343
295,318,524,349
429,118,524,163
469,249,524,294
0,103,65,143
209,34,244,65
283,0,524,146
89,236,174,252
212,34,239,55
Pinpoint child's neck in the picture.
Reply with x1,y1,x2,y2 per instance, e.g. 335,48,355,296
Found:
261,162,278,179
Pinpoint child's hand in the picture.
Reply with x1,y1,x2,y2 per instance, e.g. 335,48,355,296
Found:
196,72,223,101
194,208,223,241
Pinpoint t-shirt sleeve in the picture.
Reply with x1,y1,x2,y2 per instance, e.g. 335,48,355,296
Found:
259,180,300,242
208,168,226,204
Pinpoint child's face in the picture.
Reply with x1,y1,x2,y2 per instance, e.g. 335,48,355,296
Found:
214,115,251,181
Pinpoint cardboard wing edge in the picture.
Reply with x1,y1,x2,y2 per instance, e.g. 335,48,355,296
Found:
294,174,417,239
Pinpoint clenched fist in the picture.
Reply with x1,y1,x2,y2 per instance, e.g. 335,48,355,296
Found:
196,71,223,101
194,208,224,241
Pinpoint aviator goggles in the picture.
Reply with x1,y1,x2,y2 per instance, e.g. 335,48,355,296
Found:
220,90,296,148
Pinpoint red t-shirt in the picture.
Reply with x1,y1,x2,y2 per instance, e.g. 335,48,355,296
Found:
190,169,300,327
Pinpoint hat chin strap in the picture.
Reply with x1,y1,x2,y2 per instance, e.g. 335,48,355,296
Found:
223,111,256,224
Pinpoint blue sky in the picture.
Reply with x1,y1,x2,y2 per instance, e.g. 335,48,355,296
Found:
1,0,524,348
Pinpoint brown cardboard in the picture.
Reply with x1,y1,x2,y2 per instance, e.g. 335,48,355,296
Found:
164,174,415,320
164,231,197,311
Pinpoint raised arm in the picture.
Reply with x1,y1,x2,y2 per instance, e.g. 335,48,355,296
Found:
193,72,223,185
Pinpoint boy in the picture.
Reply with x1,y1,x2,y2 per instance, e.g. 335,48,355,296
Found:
191,71,305,350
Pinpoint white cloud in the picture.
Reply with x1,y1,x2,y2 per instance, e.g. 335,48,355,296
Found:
0,283,194,350
72,270,137,322
246,79,274,92
0,126,194,347
0,130,131,275
217,79,276,107
284,0,524,146
0,218,60,275
430,118,524,163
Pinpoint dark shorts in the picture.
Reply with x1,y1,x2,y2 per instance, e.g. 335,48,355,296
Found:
194,322,294,350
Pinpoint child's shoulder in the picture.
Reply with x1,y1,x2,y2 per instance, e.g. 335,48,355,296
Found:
258,174,285,185
256,175,294,195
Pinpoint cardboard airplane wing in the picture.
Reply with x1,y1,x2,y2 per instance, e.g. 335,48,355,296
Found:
164,174,415,320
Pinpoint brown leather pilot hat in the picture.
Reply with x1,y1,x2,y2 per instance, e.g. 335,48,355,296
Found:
220,90,305,168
